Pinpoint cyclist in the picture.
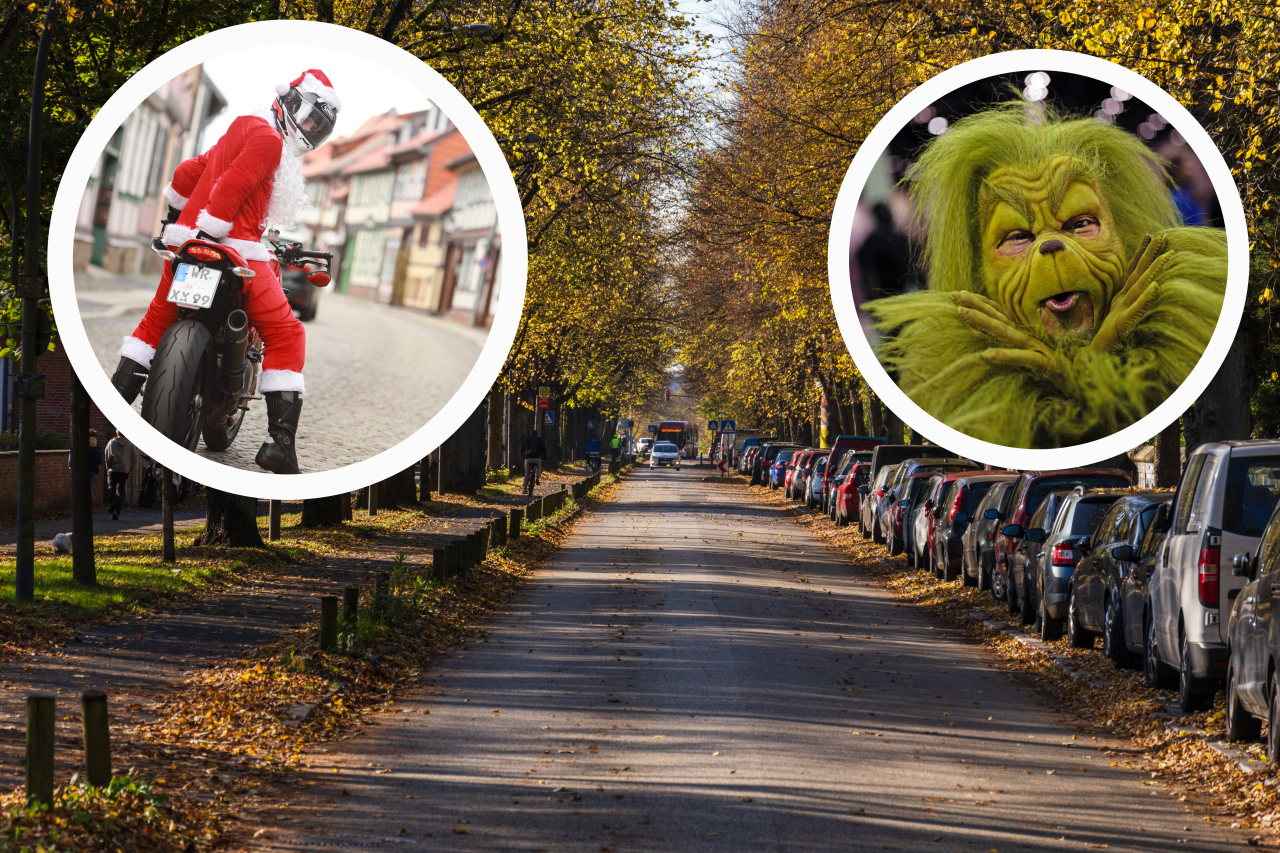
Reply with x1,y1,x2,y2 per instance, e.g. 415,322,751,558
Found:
520,428,546,495
609,433,621,463
586,432,602,472
110,69,341,475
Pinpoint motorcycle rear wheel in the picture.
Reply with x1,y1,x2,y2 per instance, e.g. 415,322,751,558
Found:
142,320,215,453
202,401,247,451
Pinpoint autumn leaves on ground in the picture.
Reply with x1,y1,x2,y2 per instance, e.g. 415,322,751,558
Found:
0,469,621,852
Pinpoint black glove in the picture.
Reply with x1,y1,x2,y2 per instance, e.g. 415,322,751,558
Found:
166,205,182,224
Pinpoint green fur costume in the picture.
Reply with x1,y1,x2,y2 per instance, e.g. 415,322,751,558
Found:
863,102,1226,448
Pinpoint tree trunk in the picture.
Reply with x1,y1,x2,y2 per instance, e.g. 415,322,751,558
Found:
885,407,904,444
199,489,264,548
161,465,175,563
852,396,867,436
301,495,346,527
440,400,488,494
488,386,504,472
70,374,95,584
867,394,884,438
1155,418,1182,487
1184,334,1251,450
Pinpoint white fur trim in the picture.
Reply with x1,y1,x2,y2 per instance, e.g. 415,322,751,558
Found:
119,336,156,368
299,72,341,111
162,222,199,246
220,236,273,263
259,370,305,393
275,80,290,97
196,209,232,238
162,183,189,210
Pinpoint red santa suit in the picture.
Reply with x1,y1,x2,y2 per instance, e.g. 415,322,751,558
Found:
121,109,310,393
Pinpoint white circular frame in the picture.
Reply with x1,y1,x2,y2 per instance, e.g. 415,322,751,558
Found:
828,49,1248,468
50,20,528,500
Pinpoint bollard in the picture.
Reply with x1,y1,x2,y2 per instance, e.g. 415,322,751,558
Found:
341,492,353,521
367,482,378,516
527,498,542,523
464,532,478,571
320,596,338,652
343,586,359,625
492,516,506,547
81,690,111,788
479,526,490,562
374,573,389,614
25,693,54,807
510,507,522,539
268,499,282,541
444,542,458,577
432,547,446,582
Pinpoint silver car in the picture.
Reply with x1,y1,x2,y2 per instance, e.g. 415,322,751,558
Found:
650,441,681,469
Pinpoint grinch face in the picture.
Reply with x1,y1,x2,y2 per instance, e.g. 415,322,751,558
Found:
979,155,1127,339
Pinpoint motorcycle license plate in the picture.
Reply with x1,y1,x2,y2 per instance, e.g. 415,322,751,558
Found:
167,263,221,307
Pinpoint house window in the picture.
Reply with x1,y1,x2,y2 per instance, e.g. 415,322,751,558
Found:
306,181,326,208
352,229,385,278
394,160,426,200
454,168,488,208
145,124,169,196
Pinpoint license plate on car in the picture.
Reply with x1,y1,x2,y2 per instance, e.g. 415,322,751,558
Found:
166,263,221,307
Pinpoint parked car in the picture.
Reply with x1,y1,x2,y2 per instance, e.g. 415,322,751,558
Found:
785,450,814,498
891,459,979,561
1005,490,1070,621
752,442,799,486
1027,488,1138,642
280,262,322,321
938,474,1017,584
1225,501,1280,752
636,437,654,459
742,445,760,476
911,470,984,570
806,454,830,508
770,448,801,491
963,480,1018,591
829,455,872,521
861,464,899,542
1068,491,1169,667
1149,441,1280,711
991,469,1132,611
889,472,945,557
738,437,762,472
868,444,963,488
796,451,829,505
818,437,885,510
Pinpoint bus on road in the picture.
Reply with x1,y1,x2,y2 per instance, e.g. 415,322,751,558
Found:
657,420,699,459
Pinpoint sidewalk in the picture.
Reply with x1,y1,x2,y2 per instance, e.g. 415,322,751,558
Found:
0,470,589,791
0,507,209,553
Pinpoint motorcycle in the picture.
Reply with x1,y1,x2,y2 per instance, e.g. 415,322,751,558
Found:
141,225,331,454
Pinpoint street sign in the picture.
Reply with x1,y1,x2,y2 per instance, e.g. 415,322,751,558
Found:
538,385,551,398
708,420,719,432
543,410,555,425
720,419,736,433
716,458,727,474
587,419,595,431
536,396,550,410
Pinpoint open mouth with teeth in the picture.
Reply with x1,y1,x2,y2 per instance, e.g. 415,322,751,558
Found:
1040,290,1095,337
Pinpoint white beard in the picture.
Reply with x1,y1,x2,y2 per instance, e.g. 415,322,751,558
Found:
250,105,310,231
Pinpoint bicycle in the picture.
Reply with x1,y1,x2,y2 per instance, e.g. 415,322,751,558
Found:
523,459,542,495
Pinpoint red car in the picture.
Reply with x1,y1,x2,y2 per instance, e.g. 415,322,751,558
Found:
817,436,885,510
911,470,986,570
834,460,872,527
785,450,814,498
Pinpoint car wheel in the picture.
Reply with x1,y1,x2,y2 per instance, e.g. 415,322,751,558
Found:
1143,615,1175,689
1067,586,1093,648
1019,574,1036,626
1039,587,1063,641
979,560,991,592
1178,631,1216,713
888,531,902,557
835,512,847,528
961,562,977,588
873,521,884,546
990,564,1003,601
1103,594,1134,669
1226,658,1262,742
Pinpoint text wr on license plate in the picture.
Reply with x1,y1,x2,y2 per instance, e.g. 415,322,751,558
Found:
167,263,222,307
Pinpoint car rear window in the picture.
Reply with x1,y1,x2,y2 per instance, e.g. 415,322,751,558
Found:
907,478,933,500
776,450,796,463
1069,498,1120,535
965,481,1001,514
1027,476,1128,517
1222,455,1280,537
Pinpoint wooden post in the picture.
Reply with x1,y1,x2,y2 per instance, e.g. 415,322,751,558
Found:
509,507,522,539
268,499,281,542
161,466,175,563
81,690,111,787
319,596,338,652
374,573,389,613
342,586,359,624
464,532,477,572
432,547,445,582
341,492,353,521
479,526,490,562
367,482,378,516
492,516,506,547
25,693,54,807
445,542,459,577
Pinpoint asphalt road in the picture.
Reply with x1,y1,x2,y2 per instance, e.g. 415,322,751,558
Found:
75,266,486,473
262,466,1242,852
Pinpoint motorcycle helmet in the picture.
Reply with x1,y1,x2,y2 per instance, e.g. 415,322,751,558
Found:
272,69,340,156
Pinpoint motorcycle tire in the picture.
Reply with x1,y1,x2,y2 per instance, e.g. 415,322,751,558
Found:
142,320,216,453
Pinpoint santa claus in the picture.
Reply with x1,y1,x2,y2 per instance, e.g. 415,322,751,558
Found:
110,70,341,474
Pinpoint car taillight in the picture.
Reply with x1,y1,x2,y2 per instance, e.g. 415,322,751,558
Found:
1051,543,1076,567
947,489,964,523
1198,547,1220,606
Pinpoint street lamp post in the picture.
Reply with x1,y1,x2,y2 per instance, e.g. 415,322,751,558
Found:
14,4,56,602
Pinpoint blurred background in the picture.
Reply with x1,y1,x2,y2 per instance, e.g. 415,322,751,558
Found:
849,70,1219,341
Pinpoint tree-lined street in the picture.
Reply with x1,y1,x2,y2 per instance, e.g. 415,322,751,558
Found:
261,465,1237,852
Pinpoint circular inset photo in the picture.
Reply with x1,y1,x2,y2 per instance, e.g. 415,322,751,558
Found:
828,50,1247,467
50,21,526,499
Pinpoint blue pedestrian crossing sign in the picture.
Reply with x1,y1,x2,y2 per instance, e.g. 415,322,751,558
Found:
544,410,555,425
720,419,736,433
708,420,719,432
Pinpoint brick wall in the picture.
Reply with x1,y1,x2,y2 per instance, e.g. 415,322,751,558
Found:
6,345,118,447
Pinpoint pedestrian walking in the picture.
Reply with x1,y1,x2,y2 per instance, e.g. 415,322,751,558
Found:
609,433,621,463
104,429,137,520
68,428,105,502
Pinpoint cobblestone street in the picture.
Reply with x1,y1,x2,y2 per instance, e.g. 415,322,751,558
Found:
75,265,487,473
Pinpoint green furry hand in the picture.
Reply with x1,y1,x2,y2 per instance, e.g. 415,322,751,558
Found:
1091,233,1173,352
951,292,1065,381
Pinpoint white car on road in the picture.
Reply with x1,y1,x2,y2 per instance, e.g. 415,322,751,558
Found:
650,441,681,469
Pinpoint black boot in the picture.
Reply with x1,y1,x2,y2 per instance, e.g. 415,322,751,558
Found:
111,357,148,404
255,391,302,474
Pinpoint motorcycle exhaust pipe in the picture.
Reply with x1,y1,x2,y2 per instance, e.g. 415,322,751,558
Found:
221,309,250,394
